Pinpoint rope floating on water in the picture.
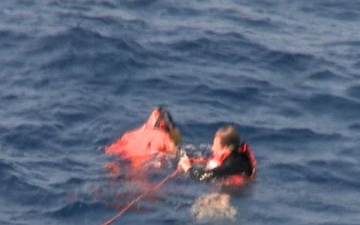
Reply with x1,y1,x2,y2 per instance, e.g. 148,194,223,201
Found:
101,168,181,225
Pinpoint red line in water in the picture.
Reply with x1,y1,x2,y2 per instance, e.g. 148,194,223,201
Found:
101,168,181,225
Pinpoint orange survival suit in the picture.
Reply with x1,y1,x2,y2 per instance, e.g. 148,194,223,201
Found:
105,107,181,169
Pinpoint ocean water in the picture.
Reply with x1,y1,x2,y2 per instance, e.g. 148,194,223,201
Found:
1,0,360,224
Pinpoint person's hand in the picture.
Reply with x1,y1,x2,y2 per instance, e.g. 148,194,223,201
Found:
178,155,191,173
167,141,179,155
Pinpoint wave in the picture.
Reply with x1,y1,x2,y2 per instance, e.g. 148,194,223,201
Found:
45,200,105,218
305,159,360,190
296,93,360,120
268,162,306,182
346,85,360,101
299,1,360,21
164,31,264,65
0,29,29,48
0,159,61,206
308,69,345,81
2,123,61,151
262,49,318,73
250,126,342,144
27,26,152,78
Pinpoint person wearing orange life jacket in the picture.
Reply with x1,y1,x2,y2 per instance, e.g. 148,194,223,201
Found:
105,106,182,169
178,125,256,185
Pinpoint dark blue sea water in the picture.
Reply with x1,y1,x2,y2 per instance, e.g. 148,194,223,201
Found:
1,0,360,224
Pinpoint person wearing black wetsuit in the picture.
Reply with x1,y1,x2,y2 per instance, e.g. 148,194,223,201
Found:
178,125,256,182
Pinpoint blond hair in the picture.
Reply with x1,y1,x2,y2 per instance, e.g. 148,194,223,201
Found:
215,125,241,151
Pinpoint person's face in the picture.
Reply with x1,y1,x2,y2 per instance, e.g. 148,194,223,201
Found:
212,136,224,155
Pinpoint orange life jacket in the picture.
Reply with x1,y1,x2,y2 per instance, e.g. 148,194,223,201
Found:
209,143,257,186
239,142,257,178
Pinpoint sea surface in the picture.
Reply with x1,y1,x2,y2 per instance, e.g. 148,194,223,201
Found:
1,0,360,225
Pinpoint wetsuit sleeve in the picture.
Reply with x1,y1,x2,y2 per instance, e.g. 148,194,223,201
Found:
187,167,217,182
187,156,250,182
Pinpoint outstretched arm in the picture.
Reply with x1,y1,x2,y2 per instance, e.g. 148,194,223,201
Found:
187,156,249,182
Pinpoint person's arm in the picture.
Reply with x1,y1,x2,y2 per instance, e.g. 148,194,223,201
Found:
178,155,192,172
187,163,232,182
178,156,232,181
188,155,249,182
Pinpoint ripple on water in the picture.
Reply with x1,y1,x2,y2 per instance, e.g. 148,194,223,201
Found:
346,84,360,100
296,93,360,121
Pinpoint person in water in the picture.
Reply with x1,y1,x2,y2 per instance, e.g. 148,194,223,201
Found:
178,125,256,184
105,106,182,169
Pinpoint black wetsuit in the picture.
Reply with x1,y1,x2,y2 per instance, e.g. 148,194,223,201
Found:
187,143,254,182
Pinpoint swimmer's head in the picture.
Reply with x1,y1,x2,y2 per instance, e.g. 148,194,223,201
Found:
146,106,182,145
214,125,240,152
